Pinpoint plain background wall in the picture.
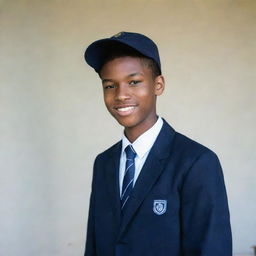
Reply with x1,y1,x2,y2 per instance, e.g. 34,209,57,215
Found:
1,0,255,255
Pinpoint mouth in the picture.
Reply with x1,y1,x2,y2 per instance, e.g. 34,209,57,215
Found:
114,105,137,116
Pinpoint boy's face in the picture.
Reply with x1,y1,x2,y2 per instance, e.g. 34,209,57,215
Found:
100,56,164,139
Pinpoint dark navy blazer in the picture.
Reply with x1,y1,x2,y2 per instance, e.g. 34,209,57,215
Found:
85,120,232,256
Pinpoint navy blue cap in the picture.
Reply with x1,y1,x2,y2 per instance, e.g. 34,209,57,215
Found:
84,31,161,74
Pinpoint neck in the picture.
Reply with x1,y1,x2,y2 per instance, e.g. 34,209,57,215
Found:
124,116,158,143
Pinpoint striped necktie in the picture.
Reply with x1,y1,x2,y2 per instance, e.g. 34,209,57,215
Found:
121,145,136,211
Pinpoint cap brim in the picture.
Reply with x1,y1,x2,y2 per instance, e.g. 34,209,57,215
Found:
84,39,139,73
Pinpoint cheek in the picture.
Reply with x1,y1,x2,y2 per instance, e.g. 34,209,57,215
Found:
103,94,113,110
139,88,156,104
103,92,110,103
136,86,151,96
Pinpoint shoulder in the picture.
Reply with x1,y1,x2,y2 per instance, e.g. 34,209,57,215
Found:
174,131,215,156
174,131,220,168
92,140,121,181
162,119,219,164
164,127,224,190
94,140,122,162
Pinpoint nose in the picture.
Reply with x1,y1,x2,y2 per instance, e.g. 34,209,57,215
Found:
115,84,131,101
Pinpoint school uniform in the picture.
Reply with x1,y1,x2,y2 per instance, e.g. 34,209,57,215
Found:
84,118,232,256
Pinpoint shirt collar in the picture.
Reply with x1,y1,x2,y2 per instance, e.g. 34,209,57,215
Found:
121,117,163,159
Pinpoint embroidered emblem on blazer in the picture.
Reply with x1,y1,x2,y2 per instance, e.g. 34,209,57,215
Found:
153,200,167,215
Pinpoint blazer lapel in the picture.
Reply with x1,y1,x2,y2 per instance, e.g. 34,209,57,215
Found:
104,141,122,225
118,120,176,239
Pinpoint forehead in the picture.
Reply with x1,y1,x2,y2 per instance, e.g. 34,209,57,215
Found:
100,56,150,78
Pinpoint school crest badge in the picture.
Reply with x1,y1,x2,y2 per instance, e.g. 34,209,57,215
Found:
153,200,167,215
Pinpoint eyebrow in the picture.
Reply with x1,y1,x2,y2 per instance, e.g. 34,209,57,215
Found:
102,72,144,83
102,79,113,83
127,72,143,77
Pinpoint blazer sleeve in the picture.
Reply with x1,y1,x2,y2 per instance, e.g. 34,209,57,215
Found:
180,151,232,256
84,157,99,256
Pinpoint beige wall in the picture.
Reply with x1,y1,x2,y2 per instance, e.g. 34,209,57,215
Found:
1,0,255,255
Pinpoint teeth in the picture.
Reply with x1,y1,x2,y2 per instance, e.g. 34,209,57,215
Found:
117,106,135,112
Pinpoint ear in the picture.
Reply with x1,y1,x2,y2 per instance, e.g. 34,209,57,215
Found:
154,75,165,96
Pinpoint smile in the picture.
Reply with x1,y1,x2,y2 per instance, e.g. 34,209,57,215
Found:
115,106,136,116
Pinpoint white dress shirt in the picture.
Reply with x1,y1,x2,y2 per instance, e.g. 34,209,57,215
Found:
119,117,163,196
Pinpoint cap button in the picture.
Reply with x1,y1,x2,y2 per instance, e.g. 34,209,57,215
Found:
112,31,124,38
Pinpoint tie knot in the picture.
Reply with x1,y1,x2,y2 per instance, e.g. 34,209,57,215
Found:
125,145,136,160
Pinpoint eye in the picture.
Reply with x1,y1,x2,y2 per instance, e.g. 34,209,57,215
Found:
129,80,140,85
104,84,116,89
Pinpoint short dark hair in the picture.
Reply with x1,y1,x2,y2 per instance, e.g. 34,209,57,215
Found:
98,42,161,79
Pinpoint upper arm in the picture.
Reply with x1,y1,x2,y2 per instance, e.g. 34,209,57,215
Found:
180,151,232,256
84,156,100,256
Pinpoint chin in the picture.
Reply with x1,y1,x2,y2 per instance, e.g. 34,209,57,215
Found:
115,116,138,129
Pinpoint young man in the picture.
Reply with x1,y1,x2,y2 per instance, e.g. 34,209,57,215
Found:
84,32,232,256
